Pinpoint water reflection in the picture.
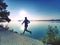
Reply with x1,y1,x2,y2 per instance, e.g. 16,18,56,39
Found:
1,21,60,40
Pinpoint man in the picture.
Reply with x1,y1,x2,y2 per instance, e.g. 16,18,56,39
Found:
22,17,32,34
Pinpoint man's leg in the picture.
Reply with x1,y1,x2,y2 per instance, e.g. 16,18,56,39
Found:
25,26,32,34
26,30,32,34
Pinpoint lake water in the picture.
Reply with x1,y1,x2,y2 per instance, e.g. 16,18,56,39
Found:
1,21,60,40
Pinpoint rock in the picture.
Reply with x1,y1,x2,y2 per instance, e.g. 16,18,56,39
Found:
0,28,44,45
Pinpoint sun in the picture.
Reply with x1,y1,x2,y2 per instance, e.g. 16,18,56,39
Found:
19,10,27,15
19,10,28,20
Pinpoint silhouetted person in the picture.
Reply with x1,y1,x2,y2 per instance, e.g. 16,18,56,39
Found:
22,17,32,34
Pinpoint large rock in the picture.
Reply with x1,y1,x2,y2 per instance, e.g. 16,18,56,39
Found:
0,28,44,45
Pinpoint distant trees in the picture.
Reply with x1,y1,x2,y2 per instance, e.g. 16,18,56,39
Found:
0,0,11,22
42,25,59,45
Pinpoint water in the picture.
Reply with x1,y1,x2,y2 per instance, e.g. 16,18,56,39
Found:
2,21,60,40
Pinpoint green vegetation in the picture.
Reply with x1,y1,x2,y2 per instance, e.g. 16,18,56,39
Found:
0,0,11,22
42,25,59,44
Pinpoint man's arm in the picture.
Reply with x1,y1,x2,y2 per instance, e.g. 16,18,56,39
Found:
28,20,30,23
22,20,25,24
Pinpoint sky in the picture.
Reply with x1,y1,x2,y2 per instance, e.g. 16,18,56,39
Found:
4,0,60,20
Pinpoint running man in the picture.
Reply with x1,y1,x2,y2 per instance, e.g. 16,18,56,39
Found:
22,17,32,34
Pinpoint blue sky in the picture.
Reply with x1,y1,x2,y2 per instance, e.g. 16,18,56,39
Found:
5,0,60,20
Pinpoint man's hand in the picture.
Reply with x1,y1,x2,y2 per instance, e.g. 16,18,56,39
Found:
21,23,23,25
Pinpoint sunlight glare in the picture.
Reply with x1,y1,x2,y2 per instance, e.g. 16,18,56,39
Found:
20,24,24,31
19,10,28,20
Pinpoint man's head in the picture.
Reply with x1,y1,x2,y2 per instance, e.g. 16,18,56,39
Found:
25,17,27,20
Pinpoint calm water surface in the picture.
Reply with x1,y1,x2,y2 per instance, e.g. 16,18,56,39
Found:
2,21,60,40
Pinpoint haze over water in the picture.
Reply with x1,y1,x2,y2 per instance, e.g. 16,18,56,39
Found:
2,21,60,40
